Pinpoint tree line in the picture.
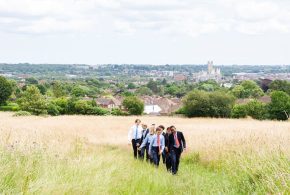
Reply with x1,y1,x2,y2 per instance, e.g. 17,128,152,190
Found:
0,76,289,120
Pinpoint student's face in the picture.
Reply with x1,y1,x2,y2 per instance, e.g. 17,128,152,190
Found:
166,129,172,134
171,128,176,133
142,125,147,129
156,130,162,135
136,121,141,125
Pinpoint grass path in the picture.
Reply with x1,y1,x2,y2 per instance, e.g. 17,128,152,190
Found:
0,142,289,194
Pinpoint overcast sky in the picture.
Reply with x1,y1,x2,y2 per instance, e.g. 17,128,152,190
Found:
0,0,290,65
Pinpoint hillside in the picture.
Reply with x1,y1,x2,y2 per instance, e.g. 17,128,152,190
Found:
0,112,289,194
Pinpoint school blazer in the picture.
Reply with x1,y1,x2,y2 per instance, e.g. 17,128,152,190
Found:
168,131,186,152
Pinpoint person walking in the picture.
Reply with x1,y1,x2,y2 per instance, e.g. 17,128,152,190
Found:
139,124,149,160
148,127,165,167
128,119,143,159
168,126,186,175
164,127,172,171
139,126,155,163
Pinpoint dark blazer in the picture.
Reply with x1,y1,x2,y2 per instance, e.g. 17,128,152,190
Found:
164,133,170,148
140,129,149,143
168,131,186,152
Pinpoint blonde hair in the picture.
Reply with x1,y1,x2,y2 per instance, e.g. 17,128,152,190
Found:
149,126,155,135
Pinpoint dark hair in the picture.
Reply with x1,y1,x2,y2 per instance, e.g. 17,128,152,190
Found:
170,125,176,130
135,119,141,123
156,127,162,131
166,127,171,131
158,125,165,130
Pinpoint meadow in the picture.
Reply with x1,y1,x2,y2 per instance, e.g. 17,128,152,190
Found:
0,112,289,194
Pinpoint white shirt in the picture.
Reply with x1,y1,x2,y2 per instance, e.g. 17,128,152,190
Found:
128,124,143,142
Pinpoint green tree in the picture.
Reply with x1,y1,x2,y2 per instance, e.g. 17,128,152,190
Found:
127,83,136,89
182,90,234,118
17,85,48,115
268,91,290,120
0,76,13,105
246,100,268,120
37,84,47,95
136,87,153,96
231,85,245,98
147,79,159,93
52,81,66,98
269,80,290,95
208,91,235,118
231,104,248,118
122,96,144,115
232,80,264,98
72,85,87,97
182,90,210,117
25,77,38,85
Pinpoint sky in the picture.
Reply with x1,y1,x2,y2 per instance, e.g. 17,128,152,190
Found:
0,0,290,65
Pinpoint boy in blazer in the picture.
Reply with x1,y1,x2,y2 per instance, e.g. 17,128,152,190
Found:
168,126,186,175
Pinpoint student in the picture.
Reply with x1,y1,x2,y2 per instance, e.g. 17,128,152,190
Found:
149,127,165,167
139,126,155,163
164,127,172,171
128,119,143,159
168,126,186,175
158,125,166,164
140,124,149,160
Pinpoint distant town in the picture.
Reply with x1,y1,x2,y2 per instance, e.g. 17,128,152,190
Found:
1,62,289,83
0,62,289,117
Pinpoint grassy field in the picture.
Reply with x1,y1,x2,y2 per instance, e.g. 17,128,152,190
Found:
0,112,289,194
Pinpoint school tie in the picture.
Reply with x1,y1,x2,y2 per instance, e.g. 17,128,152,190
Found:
174,133,180,148
157,135,161,151
135,126,138,140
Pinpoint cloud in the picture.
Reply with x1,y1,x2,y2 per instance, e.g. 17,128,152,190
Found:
0,0,289,36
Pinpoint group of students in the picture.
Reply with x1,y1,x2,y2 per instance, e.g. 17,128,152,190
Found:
128,119,186,175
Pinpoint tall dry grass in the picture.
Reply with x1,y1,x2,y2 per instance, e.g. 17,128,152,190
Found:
0,112,289,158
0,112,289,194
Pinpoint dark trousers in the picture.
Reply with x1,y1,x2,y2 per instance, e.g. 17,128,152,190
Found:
141,143,150,162
165,152,172,171
162,150,166,164
170,147,182,174
131,139,141,159
151,147,161,166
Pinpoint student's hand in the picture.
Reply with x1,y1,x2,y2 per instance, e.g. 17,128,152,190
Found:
165,147,168,152
136,143,140,147
138,147,141,151
159,151,162,155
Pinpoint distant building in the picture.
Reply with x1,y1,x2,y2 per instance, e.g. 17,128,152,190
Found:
174,74,187,81
144,105,162,115
141,96,182,115
193,61,222,82
95,97,122,109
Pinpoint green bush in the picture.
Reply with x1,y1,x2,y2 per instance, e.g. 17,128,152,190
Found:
246,100,268,120
0,103,20,112
53,98,69,114
47,102,61,116
17,85,48,115
122,96,144,115
268,91,290,121
0,76,13,105
182,90,235,118
87,106,110,115
231,104,248,118
111,108,128,116
13,111,32,117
